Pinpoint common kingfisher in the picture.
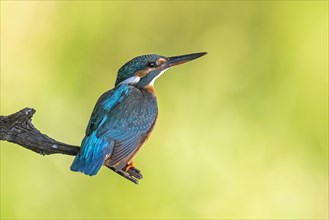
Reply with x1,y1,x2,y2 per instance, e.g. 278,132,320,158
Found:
70,52,207,178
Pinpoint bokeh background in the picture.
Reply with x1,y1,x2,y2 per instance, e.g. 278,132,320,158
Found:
1,1,328,219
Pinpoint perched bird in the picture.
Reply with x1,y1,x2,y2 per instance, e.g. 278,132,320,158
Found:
70,52,207,177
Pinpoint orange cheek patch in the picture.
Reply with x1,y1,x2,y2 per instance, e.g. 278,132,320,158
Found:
135,69,150,77
157,58,167,65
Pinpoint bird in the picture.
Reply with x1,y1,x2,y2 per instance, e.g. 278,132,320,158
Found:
70,52,207,177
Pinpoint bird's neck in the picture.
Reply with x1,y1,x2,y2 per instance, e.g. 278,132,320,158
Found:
143,85,156,95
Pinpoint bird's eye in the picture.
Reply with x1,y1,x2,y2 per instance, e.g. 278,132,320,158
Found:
147,62,156,68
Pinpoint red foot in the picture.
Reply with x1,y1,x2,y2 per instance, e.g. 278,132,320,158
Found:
125,161,135,172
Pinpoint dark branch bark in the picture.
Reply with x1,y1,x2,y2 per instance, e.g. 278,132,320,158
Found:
0,108,142,184
0,108,80,155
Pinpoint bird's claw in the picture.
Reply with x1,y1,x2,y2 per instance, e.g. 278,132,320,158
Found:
105,162,143,184
126,166,143,180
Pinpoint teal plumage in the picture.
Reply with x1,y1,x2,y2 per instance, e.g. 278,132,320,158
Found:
71,84,157,175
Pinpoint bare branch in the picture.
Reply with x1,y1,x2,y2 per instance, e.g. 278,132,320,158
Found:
0,108,80,155
0,108,142,184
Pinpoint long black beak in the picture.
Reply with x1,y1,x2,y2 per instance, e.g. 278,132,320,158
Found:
165,52,207,68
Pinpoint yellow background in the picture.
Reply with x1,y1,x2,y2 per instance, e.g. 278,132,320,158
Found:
1,1,328,219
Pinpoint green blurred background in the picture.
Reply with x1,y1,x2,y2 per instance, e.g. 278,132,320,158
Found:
1,1,328,219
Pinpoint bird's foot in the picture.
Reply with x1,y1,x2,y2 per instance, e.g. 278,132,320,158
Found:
126,166,142,180
105,161,143,184
124,161,143,180
125,161,135,172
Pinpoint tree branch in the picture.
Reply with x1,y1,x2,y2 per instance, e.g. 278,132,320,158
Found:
0,108,142,184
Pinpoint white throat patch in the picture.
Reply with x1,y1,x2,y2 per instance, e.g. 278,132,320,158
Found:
118,76,141,86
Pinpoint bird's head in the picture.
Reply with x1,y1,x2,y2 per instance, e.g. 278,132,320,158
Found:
115,52,207,89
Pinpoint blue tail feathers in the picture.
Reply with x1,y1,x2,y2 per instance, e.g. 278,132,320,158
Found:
70,132,113,176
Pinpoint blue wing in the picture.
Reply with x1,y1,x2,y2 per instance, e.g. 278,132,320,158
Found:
98,86,158,171
71,84,158,175
86,85,130,136
70,84,130,175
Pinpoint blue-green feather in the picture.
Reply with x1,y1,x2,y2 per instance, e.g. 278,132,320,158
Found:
70,84,130,175
71,83,158,175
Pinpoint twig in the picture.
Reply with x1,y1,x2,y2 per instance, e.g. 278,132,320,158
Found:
0,108,143,184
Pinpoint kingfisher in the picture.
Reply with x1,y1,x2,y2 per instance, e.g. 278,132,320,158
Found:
70,52,207,179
